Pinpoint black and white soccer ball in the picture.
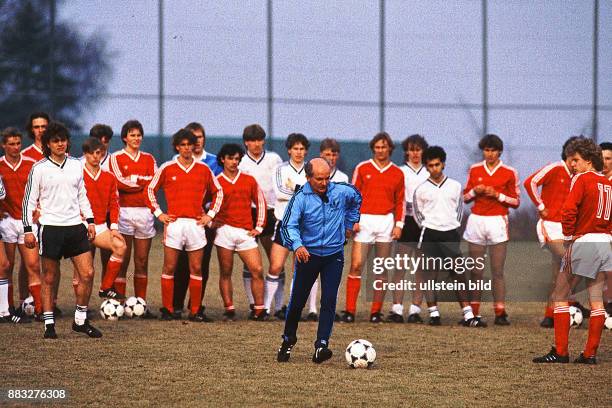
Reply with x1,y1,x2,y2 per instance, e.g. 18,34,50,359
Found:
123,296,147,318
21,295,35,316
100,299,124,320
345,339,376,369
569,306,583,327
605,312,612,331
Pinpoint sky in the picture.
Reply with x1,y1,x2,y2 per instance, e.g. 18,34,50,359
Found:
59,0,611,182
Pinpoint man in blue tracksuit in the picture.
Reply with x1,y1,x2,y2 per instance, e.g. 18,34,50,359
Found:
277,158,362,364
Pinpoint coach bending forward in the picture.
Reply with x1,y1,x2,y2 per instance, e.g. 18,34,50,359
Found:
277,158,361,363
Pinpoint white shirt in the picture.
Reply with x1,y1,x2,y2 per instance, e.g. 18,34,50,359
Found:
23,156,94,230
400,162,430,216
273,160,307,220
330,168,349,183
413,176,463,231
239,150,283,209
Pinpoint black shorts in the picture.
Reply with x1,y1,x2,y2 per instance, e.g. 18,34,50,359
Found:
398,215,421,244
38,224,91,260
272,220,284,246
420,228,462,260
251,208,276,237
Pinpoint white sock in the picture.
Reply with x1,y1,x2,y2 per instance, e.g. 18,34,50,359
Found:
462,306,474,321
428,306,440,318
307,279,319,314
243,269,254,305
264,275,280,313
391,303,404,315
0,279,9,316
43,312,54,327
75,305,87,325
409,304,421,316
273,271,285,311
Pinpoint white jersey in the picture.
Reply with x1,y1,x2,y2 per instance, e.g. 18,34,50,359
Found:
400,162,430,216
273,160,306,220
239,150,283,209
79,151,111,172
330,167,349,183
23,156,94,229
413,176,463,232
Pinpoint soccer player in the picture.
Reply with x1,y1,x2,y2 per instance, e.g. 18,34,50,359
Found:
390,134,430,323
214,143,267,320
23,121,101,339
277,158,361,363
22,111,49,161
413,146,485,327
80,137,127,300
172,122,221,320
463,134,519,325
146,129,223,321
533,138,611,364
263,133,310,318
341,132,405,323
600,142,612,316
110,120,157,317
524,136,583,328
0,128,42,320
237,124,282,312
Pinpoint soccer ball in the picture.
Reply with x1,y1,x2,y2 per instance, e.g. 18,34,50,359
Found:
605,312,612,331
100,299,124,320
345,339,376,369
124,296,146,318
569,306,583,327
21,296,35,316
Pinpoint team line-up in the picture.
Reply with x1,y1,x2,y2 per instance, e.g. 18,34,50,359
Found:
0,112,610,365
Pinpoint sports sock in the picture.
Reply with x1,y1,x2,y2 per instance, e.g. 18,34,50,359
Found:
74,305,87,325
43,311,54,327
345,275,361,314
28,283,42,314
462,305,475,321
428,306,440,318
253,304,265,317
188,274,203,315
470,301,480,316
307,279,319,314
408,303,421,316
264,275,280,313
114,277,127,296
243,269,254,305
273,271,285,311
370,301,383,314
225,304,235,312
553,305,570,356
100,256,123,291
494,302,506,317
134,274,148,300
0,279,9,316
583,308,606,358
391,303,404,316
544,305,554,319
161,274,174,313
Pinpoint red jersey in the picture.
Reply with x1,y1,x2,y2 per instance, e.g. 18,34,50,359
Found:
562,171,612,239
523,161,572,222
352,159,405,226
463,160,520,216
216,171,266,231
147,159,223,219
83,167,120,228
110,149,157,207
21,144,44,161
0,155,36,219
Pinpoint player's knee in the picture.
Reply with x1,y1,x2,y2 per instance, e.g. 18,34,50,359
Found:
249,265,264,279
134,255,148,270
113,243,127,258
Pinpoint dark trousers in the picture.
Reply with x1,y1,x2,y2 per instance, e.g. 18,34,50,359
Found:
173,227,216,311
283,251,344,347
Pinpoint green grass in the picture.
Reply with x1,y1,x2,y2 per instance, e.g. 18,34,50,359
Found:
0,237,609,407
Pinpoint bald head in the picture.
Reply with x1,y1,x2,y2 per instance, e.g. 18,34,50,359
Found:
306,158,331,194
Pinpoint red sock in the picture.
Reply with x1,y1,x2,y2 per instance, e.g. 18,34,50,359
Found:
584,309,606,358
494,302,506,317
345,276,361,314
544,305,554,318
470,301,480,316
188,275,203,315
134,274,148,300
553,305,570,356
161,274,174,313
7,283,13,308
370,301,383,314
253,304,265,316
114,278,126,296
28,283,42,314
100,256,123,291
72,278,79,297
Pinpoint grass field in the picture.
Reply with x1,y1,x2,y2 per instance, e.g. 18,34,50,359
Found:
1,237,610,407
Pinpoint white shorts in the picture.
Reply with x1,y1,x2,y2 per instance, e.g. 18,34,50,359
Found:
214,224,258,252
463,214,509,246
0,215,37,244
163,218,206,251
536,219,563,247
82,222,109,237
354,213,394,243
118,207,155,239
563,233,612,279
